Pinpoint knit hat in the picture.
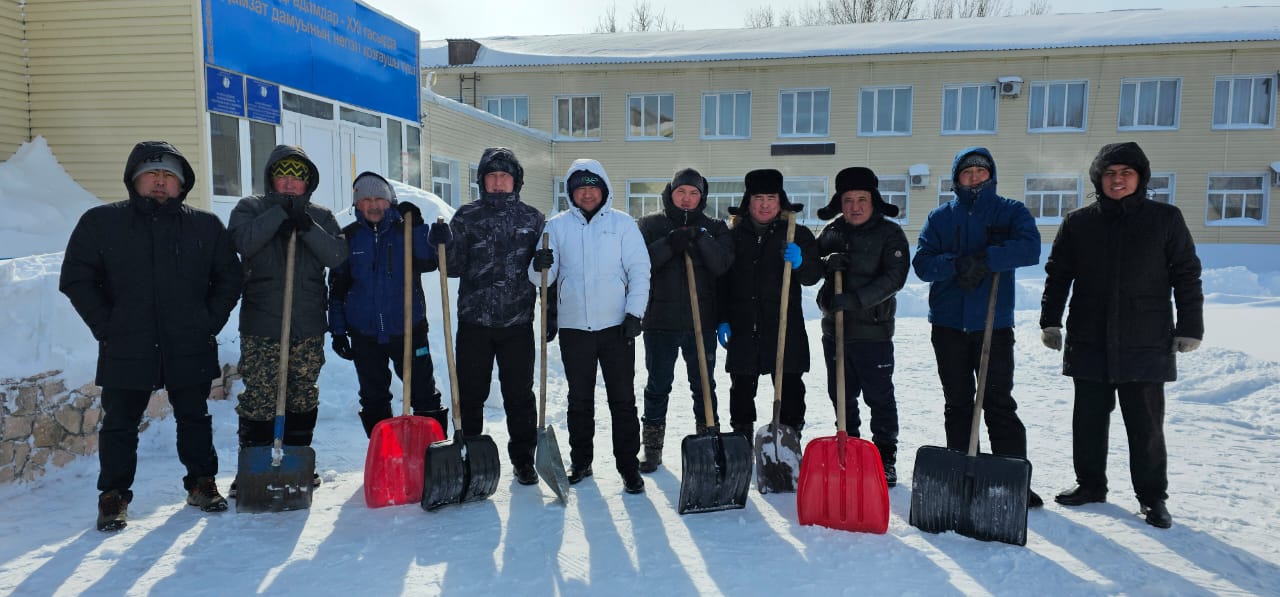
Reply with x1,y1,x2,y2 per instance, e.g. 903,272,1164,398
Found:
567,169,609,201
729,169,801,217
352,171,396,206
132,153,186,184
271,157,311,181
1089,141,1151,198
477,147,524,194
663,167,708,214
816,166,900,220
955,152,993,176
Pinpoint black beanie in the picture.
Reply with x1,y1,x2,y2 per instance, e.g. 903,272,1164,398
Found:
664,167,708,214
567,169,609,203
956,152,993,175
729,169,801,217
816,166,900,220
1089,141,1151,198
477,147,524,194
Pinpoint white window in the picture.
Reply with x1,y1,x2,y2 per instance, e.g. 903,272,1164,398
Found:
468,164,479,203
706,178,745,220
1148,173,1175,204
1024,175,1081,223
483,95,530,127
783,177,828,225
779,88,830,137
554,177,570,212
627,93,675,140
878,176,909,223
209,113,278,200
626,180,666,219
702,91,751,139
859,86,913,136
431,157,458,207
1028,80,1088,132
405,125,422,188
1213,75,1276,129
555,95,601,140
1119,78,1180,130
1206,173,1268,226
938,179,955,207
942,83,997,134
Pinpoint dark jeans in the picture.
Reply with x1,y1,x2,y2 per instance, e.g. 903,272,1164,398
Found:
728,372,807,431
559,326,641,473
822,337,898,456
930,325,1027,459
1072,379,1168,503
350,324,443,417
456,321,537,467
98,382,216,494
642,329,719,429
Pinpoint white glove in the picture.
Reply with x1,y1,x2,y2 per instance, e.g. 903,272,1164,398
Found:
1041,327,1063,351
1172,337,1201,353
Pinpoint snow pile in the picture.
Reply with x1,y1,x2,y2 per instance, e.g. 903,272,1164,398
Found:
0,137,101,259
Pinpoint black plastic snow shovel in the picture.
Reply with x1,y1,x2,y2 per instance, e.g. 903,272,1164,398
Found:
422,217,501,511
237,231,317,513
534,233,570,504
679,253,752,515
755,212,803,494
909,272,1032,545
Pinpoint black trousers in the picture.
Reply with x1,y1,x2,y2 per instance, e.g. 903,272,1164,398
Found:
350,324,443,417
822,337,898,458
559,326,641,473
728,372,807,431
98,382,216,494
930,325,1027,459
1072,379,1168,503
456,321,537,467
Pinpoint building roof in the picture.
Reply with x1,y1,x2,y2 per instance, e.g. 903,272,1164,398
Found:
421,6,1280,68
422,90,553,142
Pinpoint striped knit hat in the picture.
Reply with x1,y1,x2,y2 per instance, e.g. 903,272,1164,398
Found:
270,157,311,180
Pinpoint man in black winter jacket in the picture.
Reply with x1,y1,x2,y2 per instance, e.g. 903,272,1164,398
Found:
814,167,910,486
635,168,734,473
1040,141,1203,529
61,141,242,532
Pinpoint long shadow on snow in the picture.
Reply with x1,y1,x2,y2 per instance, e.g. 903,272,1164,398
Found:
80,505,201,594
437,499,503,593
196,501,310,593
619,471,699,595
674,486,808,594
556,477,646,594
500,479,568,594
1147,517,1280,595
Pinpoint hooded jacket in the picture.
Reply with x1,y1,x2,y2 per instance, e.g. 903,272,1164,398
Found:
532,159,650,331
228,145,348,341
815,211,910,341
912,147,1041,331
60,141,243,390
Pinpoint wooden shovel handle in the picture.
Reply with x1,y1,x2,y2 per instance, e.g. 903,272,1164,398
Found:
402,211,413,417
968,271,1001,457
684,253,715,429
771,212,797,426
538,233,549,429
436,216,463,435
273,231,297,462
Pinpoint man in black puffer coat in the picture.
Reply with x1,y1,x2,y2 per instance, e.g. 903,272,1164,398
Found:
61,141,242,531
1040,141,1203,529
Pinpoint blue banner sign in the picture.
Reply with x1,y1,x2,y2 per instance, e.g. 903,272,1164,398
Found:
203,0,420,122
206,66,245,117
246,78,281,124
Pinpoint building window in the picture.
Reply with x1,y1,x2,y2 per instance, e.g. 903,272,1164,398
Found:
878,176,909,223
556,95,601,140
248,121,276,195
1024,175,1080,223
339,106,380,128
209,113,241,197
431,157,456,206
859,86,913,136
469,164,480,203
1213,75,1276,129
406,126,422,188
942,83,997,134
626,180,666,219
1119,78,1180,130
784,177,828,225
554,178,570,212
484,95,530,127
1148,173,1175,204
1206,173,1267,225
938,179,955,207
706,178,745,220
627,93,674,140
779,88,830,137
703,91,751,139
387,118,403,182
282,91,334,120
1028,81,1088,132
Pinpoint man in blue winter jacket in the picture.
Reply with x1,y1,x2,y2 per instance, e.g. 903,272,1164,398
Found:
911,147,1043,508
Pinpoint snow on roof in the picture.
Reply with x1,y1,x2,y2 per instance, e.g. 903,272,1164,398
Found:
421,7,1280,68
422,89,553,142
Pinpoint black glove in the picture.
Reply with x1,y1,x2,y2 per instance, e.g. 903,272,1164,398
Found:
277,215,296,238
622,314,643,339
545,316,558,343
955,254,990,291
668,227,693,254
291,210,314,233
532,248,554,272
331,333,354,360
397,201,422,225
830,292,860,312
822,252,850,274
428,221,452,246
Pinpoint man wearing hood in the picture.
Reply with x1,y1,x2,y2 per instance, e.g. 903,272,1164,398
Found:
444,147,544,485
529,159,651,493
1040,142,1202,529
61,141,242,531
912,147,1043,508
814,167,910,486
634,168,734,473
228,145,347,481
327,172,449,437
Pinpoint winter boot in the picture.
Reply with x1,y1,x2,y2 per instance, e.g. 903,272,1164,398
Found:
567,463,593,485
359,404,394,438
97,489,130,532
730,422,753,438
186,476,229,512
283,409,318,447
1141,499,1172,529
639,423,665,474
876,443,898,488
514,462,538,485
414,408,449,434
621,468,645,494
238,416,275,448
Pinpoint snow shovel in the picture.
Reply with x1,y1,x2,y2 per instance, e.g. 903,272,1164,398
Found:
796,271,890,533
237,231,316,513
534,233,570,504
364,211,446,508
909,272,1032,545
422,217,501,511
678,252,752,515
755,212,803,494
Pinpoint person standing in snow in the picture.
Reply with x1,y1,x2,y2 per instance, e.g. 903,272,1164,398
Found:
228,146,347,489
530,159,650,494
718,169,822,439
1040,141,1203,529
61,141,242,532
634,168,734,473
813,167,910,487
327,172,450,437
912,147,1043,508
443,147,544,485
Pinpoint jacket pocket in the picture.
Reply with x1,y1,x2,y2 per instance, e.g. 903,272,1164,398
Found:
1125,296,1173,349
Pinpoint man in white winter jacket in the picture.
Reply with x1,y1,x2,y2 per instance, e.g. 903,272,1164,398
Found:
529,159,651,494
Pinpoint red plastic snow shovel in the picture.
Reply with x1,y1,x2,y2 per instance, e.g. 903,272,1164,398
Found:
797,271,890,533
237,231,317,513
364,211,446,508
909,272,1032,545
534,233,570,504
422,217,501,511
679,253,753,514
755,212,803,494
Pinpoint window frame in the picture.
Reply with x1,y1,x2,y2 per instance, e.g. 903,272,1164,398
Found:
1147,172,1175,205
1023,174,1082,225
483,95,530,127
778,88,831,138
705,177,745,221
554,94,602,141
783,176,829,226
468,163,480,203
701,90,752,140
626,92,676,141
941,83,998,135
1027,80,1089,133
553,177,570,213
858,85,914,137
1212,74,1277,130
430,156,459,207
877,175,910,224
1117,77,1181,131
938,178,956,208
1205,172,1269,227
625,179,667,219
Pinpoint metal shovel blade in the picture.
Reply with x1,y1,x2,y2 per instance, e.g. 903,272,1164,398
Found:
754,422,802,494
535,426,570,504
678,430,753,514
364,415,446,508
421,434,502,511
796,432,889,534
909,445,1032,546
235,445,316,513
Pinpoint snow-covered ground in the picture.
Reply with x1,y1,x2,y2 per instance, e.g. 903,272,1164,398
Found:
1,139,1278,595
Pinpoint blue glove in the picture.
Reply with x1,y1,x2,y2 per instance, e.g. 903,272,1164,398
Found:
716,322,731,348
783,242,802,269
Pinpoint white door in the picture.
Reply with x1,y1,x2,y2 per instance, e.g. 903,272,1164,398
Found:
282,112,343,213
